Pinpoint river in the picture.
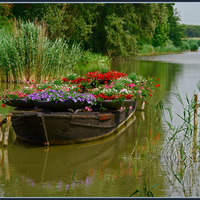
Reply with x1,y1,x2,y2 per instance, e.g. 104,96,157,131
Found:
0,50,200,197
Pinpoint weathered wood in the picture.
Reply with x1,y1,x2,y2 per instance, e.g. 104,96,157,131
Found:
3,114,12,147
11,100,138,145
0,114,3,143
141,100,146,111
41,114,49,146
4,149,10,181
194,94,198,128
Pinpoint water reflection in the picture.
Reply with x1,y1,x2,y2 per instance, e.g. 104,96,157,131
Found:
0,109,166,197
2,51,200,197
0,113,140,197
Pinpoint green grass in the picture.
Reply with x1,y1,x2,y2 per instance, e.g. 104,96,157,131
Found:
0,19,110,83
138,40,181,56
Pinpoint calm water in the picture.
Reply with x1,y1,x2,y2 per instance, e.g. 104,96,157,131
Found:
1,50,200,197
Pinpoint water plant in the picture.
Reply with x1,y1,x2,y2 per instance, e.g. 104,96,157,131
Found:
129,182,157,197
160,85,200,197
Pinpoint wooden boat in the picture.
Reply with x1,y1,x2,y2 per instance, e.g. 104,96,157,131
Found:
10,100,138,146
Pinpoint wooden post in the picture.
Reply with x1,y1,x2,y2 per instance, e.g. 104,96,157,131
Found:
4,149,10,181
0,114,3,143
194,94,198,129
141,100,146,111
3,114,12,147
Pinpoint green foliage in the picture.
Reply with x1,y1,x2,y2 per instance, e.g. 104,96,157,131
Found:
139,44,155,54
7,3,185,59
65,74,77,80
0,19,83,82
152,4,169,47
181,41,190,51
154,39,181,53
189,42,198,51
0,3,13,30
128,73,137,82
166,4,184,47
81,51,110,63
182,24,200,38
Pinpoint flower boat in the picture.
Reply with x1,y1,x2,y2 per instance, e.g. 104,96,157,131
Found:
10,100,137,146
1,70,160,146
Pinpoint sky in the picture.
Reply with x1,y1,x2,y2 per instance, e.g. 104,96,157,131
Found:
174,3,200,25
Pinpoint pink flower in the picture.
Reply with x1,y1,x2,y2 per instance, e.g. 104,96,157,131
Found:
30,85,35,88
129,106,132,109
120,107,124,111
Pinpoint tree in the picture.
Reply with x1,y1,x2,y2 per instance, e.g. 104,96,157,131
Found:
0,3,13,29
152,3,169,47
166,3,184,46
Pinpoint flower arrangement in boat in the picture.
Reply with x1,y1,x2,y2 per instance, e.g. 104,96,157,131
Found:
25,89,96,106
84,70,127,84
0,70,160,110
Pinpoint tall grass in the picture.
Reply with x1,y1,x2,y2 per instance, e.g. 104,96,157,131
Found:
138,40,181,56
0,19,110,83
81,50,111,63
182,38,199,51
154,40,181,53
0,19,83,82
161,86,200,197
129,85,200,197
139,44,155,54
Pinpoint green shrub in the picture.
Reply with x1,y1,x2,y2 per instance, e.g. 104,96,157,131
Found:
139,44,155,54
189,42,199,51
181,41,190,51
196,39,200,46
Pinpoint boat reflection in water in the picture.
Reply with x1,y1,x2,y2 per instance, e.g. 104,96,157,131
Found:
6,111,139,196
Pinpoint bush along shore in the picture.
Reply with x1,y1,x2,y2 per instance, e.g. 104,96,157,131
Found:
137,38,199,57
0,69,160,111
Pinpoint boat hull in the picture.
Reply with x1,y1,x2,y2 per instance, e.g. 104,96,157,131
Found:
11,100,137,146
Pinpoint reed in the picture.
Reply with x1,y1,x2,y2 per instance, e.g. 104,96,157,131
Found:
161,85,200,197
129,181,157,197
0,19,83,83
81,50,111,63
181,41,190,51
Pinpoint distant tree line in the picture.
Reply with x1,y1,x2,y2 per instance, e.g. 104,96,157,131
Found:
180,24,200,38
0,3,185,58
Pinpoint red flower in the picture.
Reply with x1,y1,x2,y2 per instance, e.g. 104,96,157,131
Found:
158,84,160,87
149,94,152,97
47,86,51,89
1,103,6,108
